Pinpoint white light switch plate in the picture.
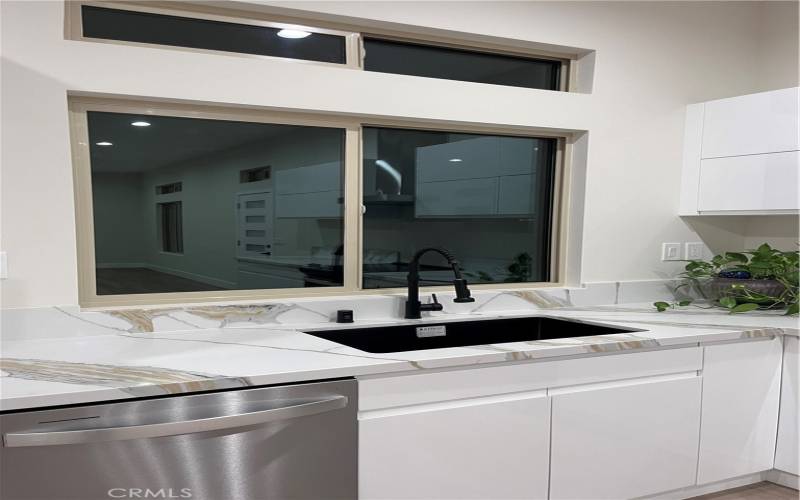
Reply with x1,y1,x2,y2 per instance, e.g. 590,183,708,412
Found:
0,251,6,279
685,242,707,260
662,243,682,261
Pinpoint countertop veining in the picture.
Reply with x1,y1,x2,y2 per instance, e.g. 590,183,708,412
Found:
2,300,797,412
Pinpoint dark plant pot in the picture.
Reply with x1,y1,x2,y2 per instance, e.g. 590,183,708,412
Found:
700,278,787,306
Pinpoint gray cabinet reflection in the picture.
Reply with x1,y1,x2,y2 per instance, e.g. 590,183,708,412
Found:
362,128,557,289
88,111,345,295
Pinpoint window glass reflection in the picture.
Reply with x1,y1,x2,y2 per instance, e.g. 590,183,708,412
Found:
82,6,347,64
362,127,557,289
88,111,345,295
364,38,561,90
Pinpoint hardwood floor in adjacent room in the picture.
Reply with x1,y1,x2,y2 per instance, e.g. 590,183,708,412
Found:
96,267,224,295
691,482,799,500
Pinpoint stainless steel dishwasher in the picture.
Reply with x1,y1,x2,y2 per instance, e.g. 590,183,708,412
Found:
0,379,356,500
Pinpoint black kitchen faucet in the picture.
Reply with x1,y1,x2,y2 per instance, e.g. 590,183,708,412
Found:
404,247,475,319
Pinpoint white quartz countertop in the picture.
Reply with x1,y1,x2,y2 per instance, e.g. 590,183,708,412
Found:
1,303,797,411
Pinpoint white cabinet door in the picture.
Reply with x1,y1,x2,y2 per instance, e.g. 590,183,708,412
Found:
498,137,536,176
415,177,498,217
359,393,550,500
497,174,534,215
549,375,702,500
275,162,341,194
697,151,799,212
275,190,342,218
697,338,783,484
416,137,499,183
701,87,799,158
274,162,342,218
775,336,799,475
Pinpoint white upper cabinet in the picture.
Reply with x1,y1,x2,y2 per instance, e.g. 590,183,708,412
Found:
680,87,799,215
698,151,799,211
274,162,342,218
701,87,799,159
415,136,538,217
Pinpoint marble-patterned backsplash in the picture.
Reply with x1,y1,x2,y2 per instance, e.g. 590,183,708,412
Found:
0,280,678,340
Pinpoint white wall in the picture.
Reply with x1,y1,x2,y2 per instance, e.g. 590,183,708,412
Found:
1,1,797,308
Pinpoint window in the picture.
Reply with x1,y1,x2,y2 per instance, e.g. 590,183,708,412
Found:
79,5,349,64
158,201,183,254
68,3,571,92
155,182,182,195
240,166,271,183
363,38,562,90
73,99,564,305
362,127,557,288
85,108,345,297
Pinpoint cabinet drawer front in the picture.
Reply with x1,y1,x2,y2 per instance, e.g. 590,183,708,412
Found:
697,151,799,212
359,347,702,411
415,177,498,217
359,393,549,500
550,376,701,499
701,87,799,158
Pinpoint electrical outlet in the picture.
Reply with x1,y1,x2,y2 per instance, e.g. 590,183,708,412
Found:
685,242,707,260
662,243,682,261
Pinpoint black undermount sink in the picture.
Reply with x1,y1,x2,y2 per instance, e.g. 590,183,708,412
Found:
302,316,643,353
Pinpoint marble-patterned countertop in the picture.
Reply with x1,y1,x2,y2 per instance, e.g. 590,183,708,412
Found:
1,302,797,411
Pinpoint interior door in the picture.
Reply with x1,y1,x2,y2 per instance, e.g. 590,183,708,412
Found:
236,191,273,260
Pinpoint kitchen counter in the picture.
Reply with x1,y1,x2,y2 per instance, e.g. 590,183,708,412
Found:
1,302,797,411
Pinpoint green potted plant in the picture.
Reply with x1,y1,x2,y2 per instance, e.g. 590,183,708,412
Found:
655,243,799,315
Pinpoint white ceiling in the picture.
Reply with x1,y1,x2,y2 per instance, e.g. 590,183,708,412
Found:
88,112,298,173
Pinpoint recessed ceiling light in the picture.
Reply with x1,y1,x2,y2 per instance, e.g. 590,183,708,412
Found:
131,121,151,127
277,29,311,39
96,141,113,146
449,158,463,162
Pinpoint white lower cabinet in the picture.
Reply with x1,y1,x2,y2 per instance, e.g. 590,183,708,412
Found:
357,339,791,499
359,393,550,500
697,338,783,484
775,336,799,475
549,376,702,500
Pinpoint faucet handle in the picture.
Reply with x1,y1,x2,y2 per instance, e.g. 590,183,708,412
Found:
452,279,476,303
420,294,444,312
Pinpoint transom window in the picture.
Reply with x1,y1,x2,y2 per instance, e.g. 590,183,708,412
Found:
72,100,564,306
67,3,569,92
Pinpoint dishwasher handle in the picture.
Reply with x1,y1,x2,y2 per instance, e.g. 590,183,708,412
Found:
4,395,348,448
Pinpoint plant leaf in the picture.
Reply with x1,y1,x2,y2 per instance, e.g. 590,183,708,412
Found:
654,301,670,312
785,303,799,316
725,252,748,263
678,300,692,306
730,303,760,313
719,296,737,309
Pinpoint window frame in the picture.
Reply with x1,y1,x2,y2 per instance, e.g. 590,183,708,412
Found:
64,1,573,92
70,97,570,308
